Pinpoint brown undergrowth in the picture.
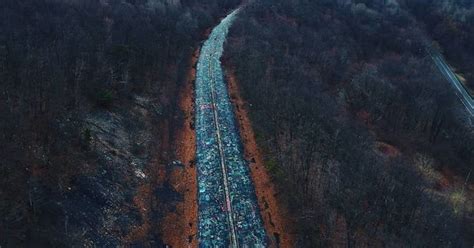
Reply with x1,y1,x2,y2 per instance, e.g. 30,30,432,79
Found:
161,48,199,247
226,68,295,247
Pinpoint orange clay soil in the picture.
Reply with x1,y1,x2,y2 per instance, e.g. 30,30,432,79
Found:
161,48,199,247
124,184,152,243
226,69,295,247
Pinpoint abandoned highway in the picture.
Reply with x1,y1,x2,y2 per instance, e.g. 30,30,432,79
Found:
194,8,267,247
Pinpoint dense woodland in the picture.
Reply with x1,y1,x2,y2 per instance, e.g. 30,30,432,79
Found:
0,0,239,246
226,0,473,246
1,0,473,247
400,0,474,91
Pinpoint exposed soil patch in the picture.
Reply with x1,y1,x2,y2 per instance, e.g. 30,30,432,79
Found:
375,141,400,158
161,48,199,247
124,184,152,243
124,114,169,246
225,69,295,247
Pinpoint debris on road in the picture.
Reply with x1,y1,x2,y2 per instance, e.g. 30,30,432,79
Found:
195,8,267,247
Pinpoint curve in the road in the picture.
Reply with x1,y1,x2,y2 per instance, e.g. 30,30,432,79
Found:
429,49,474,116
195,8,267,247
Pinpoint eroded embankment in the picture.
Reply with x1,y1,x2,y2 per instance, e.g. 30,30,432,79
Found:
161,48,199,247
225,69,295,247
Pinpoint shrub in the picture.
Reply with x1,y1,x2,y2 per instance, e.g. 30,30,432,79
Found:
96,90,114,107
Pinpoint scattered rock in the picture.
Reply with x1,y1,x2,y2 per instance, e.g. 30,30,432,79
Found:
134,169,147,179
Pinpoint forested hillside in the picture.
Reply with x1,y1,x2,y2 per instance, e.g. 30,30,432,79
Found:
2,0,473,247
0,0,239,246
225,0,473,246
400,0,474,91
